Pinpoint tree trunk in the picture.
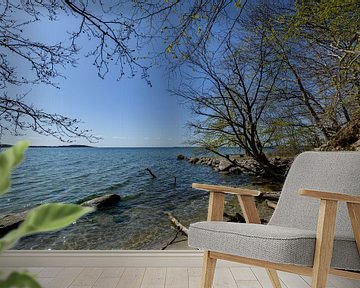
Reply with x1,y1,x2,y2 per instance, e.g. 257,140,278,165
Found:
253,152,285,181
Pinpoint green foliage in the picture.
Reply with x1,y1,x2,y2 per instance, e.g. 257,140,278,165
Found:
265,119,318,156
0,142,94,287
0,141,29,196
262,0,359,143
294,0,359,38
166,44,173,54
0,272,41,288
191,14,200,20
0,203,93,252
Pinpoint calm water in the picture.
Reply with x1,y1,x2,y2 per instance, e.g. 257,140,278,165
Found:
2,147,256,250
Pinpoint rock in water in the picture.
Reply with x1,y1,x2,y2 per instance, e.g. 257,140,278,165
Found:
0,211,28,237
188,157,199,164
177,154,186,160
81,194,121,209
218,160,233,171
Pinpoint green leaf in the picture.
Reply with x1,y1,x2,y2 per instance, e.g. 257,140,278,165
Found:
0,271,41,288
192,13,199,19
0,229,22,253
20,203,94,234
166,44,173,54
0,204,93,251
0,141,29,196
235,0,241,8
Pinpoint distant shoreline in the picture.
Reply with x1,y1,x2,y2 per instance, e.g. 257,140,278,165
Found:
0,145,205,149
0,144,93,148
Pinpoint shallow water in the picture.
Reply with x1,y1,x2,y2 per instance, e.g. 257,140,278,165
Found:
1,147,265,250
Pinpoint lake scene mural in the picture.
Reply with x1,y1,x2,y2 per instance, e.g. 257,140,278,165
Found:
0,0,358,254
2,146,280,250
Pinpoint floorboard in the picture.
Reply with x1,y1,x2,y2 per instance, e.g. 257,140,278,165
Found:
1,251,359,288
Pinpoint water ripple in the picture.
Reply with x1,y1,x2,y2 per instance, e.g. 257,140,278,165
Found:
6,147,254,250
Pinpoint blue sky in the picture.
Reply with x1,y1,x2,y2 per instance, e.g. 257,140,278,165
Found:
3,8,193,147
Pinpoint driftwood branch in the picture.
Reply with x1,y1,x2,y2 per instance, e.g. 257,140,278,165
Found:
161,232,188,250
161,231,180,250
145,168,157,178
266,199,277,209
164,212,188,236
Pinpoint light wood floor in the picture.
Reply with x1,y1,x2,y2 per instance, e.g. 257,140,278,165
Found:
3,266,360,288
1,251,359,288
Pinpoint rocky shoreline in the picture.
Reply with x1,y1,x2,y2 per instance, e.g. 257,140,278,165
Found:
178,154,293,178
177,153,292,224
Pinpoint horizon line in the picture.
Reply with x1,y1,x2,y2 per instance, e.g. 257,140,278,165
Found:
0,144,200,149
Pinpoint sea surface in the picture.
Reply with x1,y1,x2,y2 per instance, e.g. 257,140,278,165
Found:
1,147,259,250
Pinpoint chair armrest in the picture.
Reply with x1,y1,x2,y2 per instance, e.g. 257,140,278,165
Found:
193,183,261,223
300,188,360,265
192,183,260,196
299,189,360,253
299,189,360,204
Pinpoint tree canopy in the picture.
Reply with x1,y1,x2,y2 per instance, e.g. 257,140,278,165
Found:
0,0,246,142
173,0,359,178
1,0,358,170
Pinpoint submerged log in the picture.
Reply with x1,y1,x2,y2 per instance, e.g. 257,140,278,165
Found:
81,194,121,209
164,212,188,236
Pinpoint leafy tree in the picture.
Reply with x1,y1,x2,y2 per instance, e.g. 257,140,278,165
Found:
254,0,359,141
0,0,247,143
292,0,360,117
175,0,358,176
174,26,286,180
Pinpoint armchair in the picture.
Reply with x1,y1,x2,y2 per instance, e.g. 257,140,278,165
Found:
188,152,360,288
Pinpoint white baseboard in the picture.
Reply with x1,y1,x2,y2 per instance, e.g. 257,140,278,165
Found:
0,250,248,268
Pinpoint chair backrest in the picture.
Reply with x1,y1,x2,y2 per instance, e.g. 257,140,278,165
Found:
269,151,360,238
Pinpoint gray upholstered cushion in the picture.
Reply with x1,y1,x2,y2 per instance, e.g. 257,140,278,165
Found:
269,152,360,237
189,152,360,271
189,221,360,271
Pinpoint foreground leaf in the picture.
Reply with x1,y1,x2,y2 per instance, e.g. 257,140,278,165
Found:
0,141,29,195
20,203,94,234
0,271,41,288
0,203,93,251
0,229,21,253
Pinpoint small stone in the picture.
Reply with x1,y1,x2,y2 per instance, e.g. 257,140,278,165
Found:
229,167,242,174
218,160,233,171
177,154,186,160
188,157,199,164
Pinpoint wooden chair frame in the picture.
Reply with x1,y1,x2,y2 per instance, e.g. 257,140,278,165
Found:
192,183,360,288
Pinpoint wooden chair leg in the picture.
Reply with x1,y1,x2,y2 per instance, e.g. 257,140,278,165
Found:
347,202,360,253
201,251,217,288
266,269,282,288
311,200,337,288
239,195,282,287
